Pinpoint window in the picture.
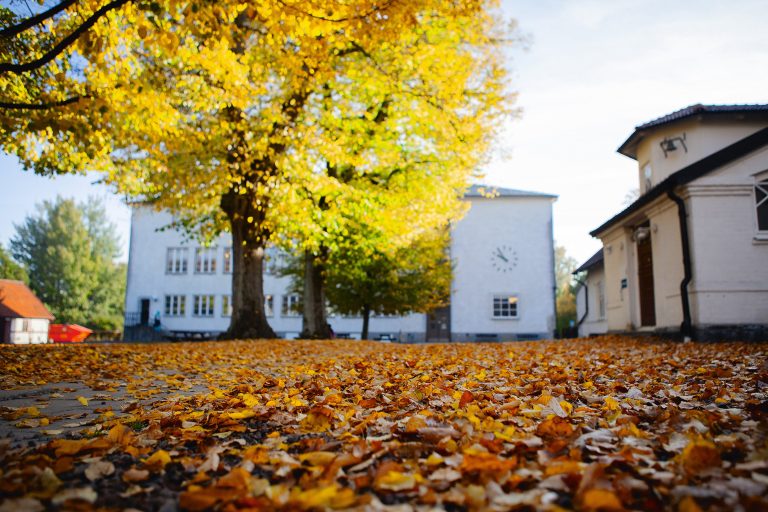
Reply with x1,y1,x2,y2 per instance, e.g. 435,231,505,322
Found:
165,295,186,316
193,295,215,317
195,247,217,274
222,295,232,317
223,247,232,273
281,294,301,317
756,177,768,232
492,295,518,318
166,248,188,274
642,163,653,193
265,294,274,317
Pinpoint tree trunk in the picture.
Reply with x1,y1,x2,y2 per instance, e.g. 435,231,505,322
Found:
299,248,331,339
361,304,371,340
220,188,276,340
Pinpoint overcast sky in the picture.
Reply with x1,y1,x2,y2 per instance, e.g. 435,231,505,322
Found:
2,0,768,264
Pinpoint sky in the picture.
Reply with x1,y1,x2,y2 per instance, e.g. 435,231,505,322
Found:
2,0,768,264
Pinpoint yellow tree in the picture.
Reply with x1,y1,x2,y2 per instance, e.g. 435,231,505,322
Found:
0,1,516,339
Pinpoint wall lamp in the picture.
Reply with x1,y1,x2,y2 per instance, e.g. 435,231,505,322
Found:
660,133,687,158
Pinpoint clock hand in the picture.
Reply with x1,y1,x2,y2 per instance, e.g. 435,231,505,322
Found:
496,250,508,262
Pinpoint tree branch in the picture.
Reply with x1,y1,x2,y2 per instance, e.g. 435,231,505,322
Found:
0,0,78,40
0,95,87,110
0,0,131,75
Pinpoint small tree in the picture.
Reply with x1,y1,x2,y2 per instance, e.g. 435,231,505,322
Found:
326,230,452,340
0,244,28,283
554,244,578,337
10,197,125,329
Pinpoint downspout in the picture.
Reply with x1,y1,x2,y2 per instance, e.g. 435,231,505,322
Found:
574,276,588,329
666,188,693,341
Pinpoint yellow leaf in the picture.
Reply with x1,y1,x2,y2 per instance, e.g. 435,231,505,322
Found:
77,396,89,406
144,449,171,470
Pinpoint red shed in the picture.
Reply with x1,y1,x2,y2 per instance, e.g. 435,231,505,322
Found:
49,324,93,343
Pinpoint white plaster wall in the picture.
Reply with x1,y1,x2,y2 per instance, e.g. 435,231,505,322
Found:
125,208,427,338
600,228,635,332
683,147,768,324
450,197,555,339
575,266,608,337
126,194,556,340
635,119,767,188
8,318,49,344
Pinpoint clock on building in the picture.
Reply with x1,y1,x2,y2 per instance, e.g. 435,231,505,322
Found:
491,245,518,272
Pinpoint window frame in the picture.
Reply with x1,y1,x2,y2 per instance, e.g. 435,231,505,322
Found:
166,248,189,275
222,247,232,274
755,175,768,235
491,294,519,319
164,295,186,316
194,247,217,274
193,294,215,317
265,294,274,317
222,295,232,317
281,293,301,317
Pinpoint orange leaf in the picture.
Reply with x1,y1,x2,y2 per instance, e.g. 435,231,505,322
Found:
459,390,474,408
581,488,624,511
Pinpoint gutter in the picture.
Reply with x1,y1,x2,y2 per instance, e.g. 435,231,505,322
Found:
574,276,588,329
666,189,693,341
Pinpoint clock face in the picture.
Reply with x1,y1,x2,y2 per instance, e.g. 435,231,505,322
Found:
491,245,518,272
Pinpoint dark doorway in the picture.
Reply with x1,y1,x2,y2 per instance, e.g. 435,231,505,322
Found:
426,306,450,342
636,224,656,326
140,299,151,326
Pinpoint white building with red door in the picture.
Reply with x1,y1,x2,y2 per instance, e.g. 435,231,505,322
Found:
584,104,768,341
124,185,557,342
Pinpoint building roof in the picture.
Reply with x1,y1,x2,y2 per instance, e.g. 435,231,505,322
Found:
592,126,768,237
465,184,557,199
0,280,54,320
618,104,768,159
573,249,604,274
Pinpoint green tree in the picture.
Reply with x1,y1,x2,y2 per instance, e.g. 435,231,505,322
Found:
0,243,28,283
554,244,578,337
326,230,452,339
9,197,125,329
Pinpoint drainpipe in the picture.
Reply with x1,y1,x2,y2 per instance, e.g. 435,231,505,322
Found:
666,188,693,341
574,276,589,331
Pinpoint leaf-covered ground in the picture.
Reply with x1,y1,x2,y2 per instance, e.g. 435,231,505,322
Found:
1,337,767,511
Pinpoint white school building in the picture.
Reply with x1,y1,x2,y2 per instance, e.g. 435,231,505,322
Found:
123,185,557,342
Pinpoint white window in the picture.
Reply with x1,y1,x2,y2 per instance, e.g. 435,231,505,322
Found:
165,295,186,316
265,294,274,317
492,295,518,318
195,247,217,274
223,247,232,273
193,295,215,317
281,294,301,317
222,295,232,317
756,177,768,232
166,248,188,274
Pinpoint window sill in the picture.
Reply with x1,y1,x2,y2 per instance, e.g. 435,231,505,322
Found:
753,233,768,244
490,316,520,321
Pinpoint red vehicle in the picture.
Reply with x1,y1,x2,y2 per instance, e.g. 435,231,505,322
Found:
49,324,92,343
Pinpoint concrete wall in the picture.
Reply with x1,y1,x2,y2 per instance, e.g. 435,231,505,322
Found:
6,318,49,344
450,197,556,340
575,265,608,337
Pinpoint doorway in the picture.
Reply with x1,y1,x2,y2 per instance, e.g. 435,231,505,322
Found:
140,299,151,326
426,306,450,342
636,224,656,326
